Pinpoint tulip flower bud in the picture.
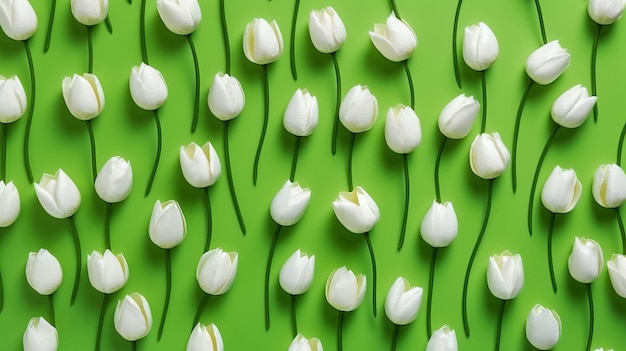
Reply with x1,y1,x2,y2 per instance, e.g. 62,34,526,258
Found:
541,165,582,213
308,6,346,54
71,0,108,26
438,94,480,139
525,40,570,85
368,12,417,62
62,73,105,121
525,304,561,350
243,18,284,65
114,292,153,341
420,200,458,248
568,237,603,284
462,22,499,71
588,0,626,25
87,249,129,294
384,277,422,325
0,180,20,227
487,250,524,300
149,200,186,249
279,249,315,295
384,104,421,154
187,323,224,351
23,317,58,351
426,325,458,351
469,132,511,179
26,249,63,296
0,75,27,123
180,141,221,188
270,180,311,226
325,266,366,312
283,89,319,137
196,248,238,295
34,169,81,219
339,85,378,133
550,84,597,128
129,63,168,111
592,163,626,208
0,0,38,41
288,334,323,351
332,186,380,234
95,156,133,203
156,0,201,35
607,254,626,298
208,72,245,121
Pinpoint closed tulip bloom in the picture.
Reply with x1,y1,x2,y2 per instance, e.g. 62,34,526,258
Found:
525,40,570,85
426,325,458,351
487,250,524,300
308,6,346,54
279,249,315,295
592,163,626,208
0,0,37,41
26,249,63,296
156,0,201,35
469,132,511,179
589,0,626,24
550,85,597,128
541,165,582,213
95,156,132,203
568,237,603,284
607,254,626,298
196,248,238,295
525,304,561,350
23,317,58,351
288,334,323,351
243,18,284,65
368,12,417,62
270,180,311,226
71,0,108,26
325,266,366,312
62,73,105,121
114,292,152,341
384,104,421,154
332,186,380,234
0,75,26,123
0,180,20,227
339,85,378,133
420,200,458,248
87,249,129,294
384,277,422,325
180,142,221,188
462,22,499,71
283,89,319,137
187,323,223,351
438,94,480,139
208,72,244,121
129,63,168,111
34,169,81,219
149,200,186,249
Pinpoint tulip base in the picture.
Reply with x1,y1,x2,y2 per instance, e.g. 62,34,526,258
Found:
95,293,108,351
512,79,535,193
192,293,209,330
547,212,558,293
157,249,172,341
145,109,162,197
528,125,560,236
265,224,282,330
187,34,200,133
364,232,377,318
451,0,464,89
223,121,246,235
23,39,36,183
253,64,270,185
43,0,57,53
330,52,342,156
534,0,547,45
68,216,82,306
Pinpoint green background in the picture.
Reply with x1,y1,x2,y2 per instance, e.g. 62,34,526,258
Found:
1,0,625,349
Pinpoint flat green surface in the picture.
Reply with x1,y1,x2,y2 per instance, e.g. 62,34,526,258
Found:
1,0,625,349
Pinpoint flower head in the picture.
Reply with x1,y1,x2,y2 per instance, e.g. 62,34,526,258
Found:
308,6,346,54
469,132,511,179
525,40,570,85
384,104,421,154
325,266,366,312
462,22,499,71
208,72,244,121
0,75,27,123
0,0,38,40
332,186,380,234
384,277,423,325
129,63,168,111
243,18,284,65
156,0,201,35
62,73,105,121
541,165,582,213
368,12,417,62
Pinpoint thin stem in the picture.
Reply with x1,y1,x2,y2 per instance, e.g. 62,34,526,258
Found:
157,249,172,341
390,0,400,18
187,34,200,133
104,16,112,34
87,26,93,74
534,0,547,44
145,109,162,197
364,232,378,318
95,293,108,351
404,61,414,109
512,80,535,193
289,0,300,80
462,179,493,337
586,284,594,351
451,0,464,89
203,187,212,252
219,0,230,74
618,122,626,166
86,120,97,181
480,70,487,133
591,24,602,123
48,294,56,326
617,208,625,255
391,324,399,351
223,121,246,235
132,341,137,351
427,247,438,339
290,294,297,337
528,125,560,236
1,123,6,180
434,137,448,203
290,136,301,181
347,133,356,190
192,294,209,330
68,216,82,305
140,0,148,64
253,64,270,185
23,39,35,183
397,154,410,250
330,53,342,156
495,299,506,351
0,269,3,314
104,202,112,250
337,311,344,351
548,212,558,293
265,224,282,330
43,0,57,52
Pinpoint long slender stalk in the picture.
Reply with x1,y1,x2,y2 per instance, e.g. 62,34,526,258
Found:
586,284,594,351
253,64,270,185
347,133,356,190
434,137,448,203
104,202,112,250
617,208,625,255
480,70,487,133
48,294,55,326
495,299,506,351
43,0,57,52
426,247,438,339
462,179,494,337
290,294,297,337
528,125,560,236
404,61,414,109
290,136,301,181
104,16,112,34
1,123,6,180
68,216,82,305
391,324,400,351
157,249,172,341
451,0,464,89
337,311,344,351
192,293,208,330
397,154,410,250
187,35,200,133
86,120,97,181
223,121,246,235
23,39,35,183
145,109,162,197
534,0,547,44
364,232,377,318
87,26,93,74
95,293,108,351
618,122,626,166
289,0,300,80
219,0,230,74
265,224,282,330
591,24,602,123
547,212,557,293
140,0,148,64
390,0,400,19
0,269,3,314
132,340,137,351
512,80,535,193
331,52,342,156
202,188,212,252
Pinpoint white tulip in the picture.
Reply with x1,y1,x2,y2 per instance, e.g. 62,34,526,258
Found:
62,73,105,121
129,63,168,111
288,334,323,351
0,180,20,227
180,141,221,188
71,0,108,26
149,200,186,249
568,237,603,284
438,94,480,139
23,317,58,351
368,12,417,62
384,277,422,325
541,165,582,214
156,0,201,35
525,304,561,350
95,156,132,203
593,348,614,351
462,22,499,71
384,104,421,154
325,266,366,312
243,18,284,65
25,249,63,296
469,132,511,179
87,249,129,294
0,0,38,41
426,325,458,351
283,89,319,137
208,72,244,121
332,186,380,234
270,180,311,226
420,200,458,248
339,85,378,133
34,169,81,219
186,323,224,351
525,40,570,85
279,249,315,295
487,250,524,300
114,292,152,341
196,248,238,295
308,6,346,54
588,0,626,25
608,254,626,298
0,75,27,123
592,163,626,208
550,84,597,128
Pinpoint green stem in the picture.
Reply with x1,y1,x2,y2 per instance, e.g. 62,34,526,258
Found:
192,293,208,330
495,299,506,351
203,187,212,252
331,52,342,156
337,311,344,351
548,212,558,293
618,122,626,166
289,0,300,80
434,137,448,203
48,294,55,326
364,232,377,318
131,340,137,351
391,324,399,351
480,70,487,133
534,0,547,44
265,224,282,330
347,133,356,190
0,269,3,314
87,26,93,74
512,79,535,193
390,0,400,19
617,208,625,255
290,136,301,181
426,247,438,339
104,16,112,34
86,120,97,181
528,125,560,236
462,179,493,337
253,64,270,185
219,0,230,74
1,123,6,180
145,109,162,197
290,294,297,337
404,60,414,109
104,202,112,250
591,24,602,123
397,154,410,250
223,121,246,235
23,39,35,183
95,293,108,351
452,0,464,89
140,0,148,64
68,216,82,305
586,283,594,351
157,249,172,341
187,34,200,133
43,0,57,52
